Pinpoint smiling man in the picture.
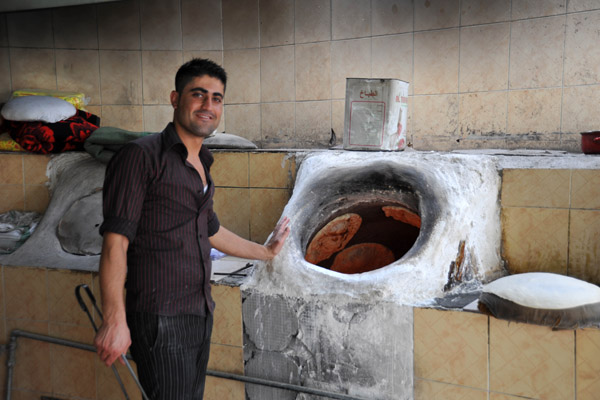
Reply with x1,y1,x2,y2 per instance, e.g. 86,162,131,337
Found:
94,58,290,400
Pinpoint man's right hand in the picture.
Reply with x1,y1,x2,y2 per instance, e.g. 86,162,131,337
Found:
94,320,131,367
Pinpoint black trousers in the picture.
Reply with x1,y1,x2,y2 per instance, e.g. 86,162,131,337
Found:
127,312,213,400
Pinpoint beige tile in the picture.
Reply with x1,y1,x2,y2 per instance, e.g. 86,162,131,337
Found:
568,0,600,12
101,105,144,131
457,136,507,150
501,169,570,208
211,285,243,347
295,100,331,147
501,207,569,275
562,85,600,134
489,393,540,400
204,376,245,400
568,209,600,284
213,187,250,239
507,88,562,136
5,320,50,392
459,24,509,92
56,49,101,105
330,38,371,99
295,42,331,101
260,0,294,47
295,0,331,43
460,0,511,25
250,188,290,243
208,343,243,373
184,50,224,66
459,92,507,137
99,50,142,104
182,0,223,51
505,136,564,151
413,94,459,139
96,358,142,400
6,10,53,48
372,33,413,87
414,379,487,400
223,0,259,50
86,105,102,119
572,170,600,209
249,152,293,188
49,324,96,399
140,0,182,50
415,0,460,30
142,51,183,104
512,0,567,19
416,134,441,150
223,104,261,143
52,5,98,49
331,99,345,143
212,152,249,187
10,48,56,91
414,29,459,95
332,0,371,40
0,154,23,184
98,0,141,50
490,318,574,399
0,185,25,213
4,266,47,321
371,0,413,35
9,389,52,400
564,11,600,86
47,269,93,326
414,308,488,388
260,46,295,102
577,328,600,400
0,47,11,102
509,16,565,89
142,105,173,132
223,49,260,104
24,185,50,213
261,102,295,146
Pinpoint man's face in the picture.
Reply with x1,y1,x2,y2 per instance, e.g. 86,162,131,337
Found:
171,75,224,139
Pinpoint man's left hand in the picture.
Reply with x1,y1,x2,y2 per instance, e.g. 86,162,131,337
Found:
265,216,291,259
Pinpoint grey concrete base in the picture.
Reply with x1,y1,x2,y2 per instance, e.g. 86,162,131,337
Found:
242,290,414,400
0,153,103,271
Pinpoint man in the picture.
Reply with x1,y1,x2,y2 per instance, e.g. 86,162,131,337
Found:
94,58,290,399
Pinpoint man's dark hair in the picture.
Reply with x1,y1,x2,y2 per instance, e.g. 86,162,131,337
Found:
175,58,227,93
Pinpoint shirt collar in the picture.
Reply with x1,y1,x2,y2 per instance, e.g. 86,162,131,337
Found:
162,122,214,169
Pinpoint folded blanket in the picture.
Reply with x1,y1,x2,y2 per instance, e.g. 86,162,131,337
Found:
8,110,100,154
84,126,152,164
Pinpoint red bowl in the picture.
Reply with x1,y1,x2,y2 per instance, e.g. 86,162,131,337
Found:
581,131,600,154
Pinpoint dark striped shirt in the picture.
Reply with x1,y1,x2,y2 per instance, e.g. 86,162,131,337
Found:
100,123,220,316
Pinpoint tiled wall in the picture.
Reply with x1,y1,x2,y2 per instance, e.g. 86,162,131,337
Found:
0,266,245,400
0,150,292,399
211,151,295,244
0,153,50,213
501,168,600,285
1,0,600,150
2,150,600,400
414,307,600,400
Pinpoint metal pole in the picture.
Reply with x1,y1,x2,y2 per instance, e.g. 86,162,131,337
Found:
5,329,369,400
207,370,369,400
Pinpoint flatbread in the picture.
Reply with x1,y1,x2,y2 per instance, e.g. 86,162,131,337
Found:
305,213,362,265
382,205,421,228
331,243,395,274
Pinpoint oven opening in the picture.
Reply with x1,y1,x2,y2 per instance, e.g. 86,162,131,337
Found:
304,199,421,274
